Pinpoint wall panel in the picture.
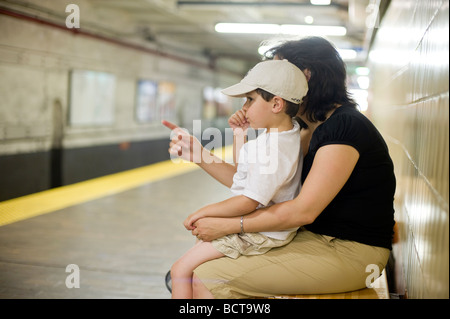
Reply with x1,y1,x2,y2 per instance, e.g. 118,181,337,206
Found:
369,0,448,299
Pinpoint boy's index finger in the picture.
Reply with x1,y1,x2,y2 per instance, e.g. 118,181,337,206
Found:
161,120,179,130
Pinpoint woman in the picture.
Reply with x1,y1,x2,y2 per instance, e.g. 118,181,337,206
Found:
165,36,396,298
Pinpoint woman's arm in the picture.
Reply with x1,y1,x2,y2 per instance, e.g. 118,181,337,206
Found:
192,144,360,241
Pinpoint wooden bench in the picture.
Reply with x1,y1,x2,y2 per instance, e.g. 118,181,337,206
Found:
266,270,389,299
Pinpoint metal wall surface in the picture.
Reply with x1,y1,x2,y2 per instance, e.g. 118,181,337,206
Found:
369,0,449,299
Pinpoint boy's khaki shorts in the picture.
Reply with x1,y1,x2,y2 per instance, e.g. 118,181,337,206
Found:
211,232,297,259
194,228,390,298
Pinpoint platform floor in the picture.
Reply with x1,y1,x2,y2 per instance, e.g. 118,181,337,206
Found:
0,163,231,299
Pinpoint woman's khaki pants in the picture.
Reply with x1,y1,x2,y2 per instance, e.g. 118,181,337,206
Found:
194,228,390,299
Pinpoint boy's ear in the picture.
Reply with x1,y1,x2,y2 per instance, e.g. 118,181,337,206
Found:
272,96,285,114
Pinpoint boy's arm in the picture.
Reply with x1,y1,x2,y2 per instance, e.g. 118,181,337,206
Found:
184,195,259,230
162,120,236,188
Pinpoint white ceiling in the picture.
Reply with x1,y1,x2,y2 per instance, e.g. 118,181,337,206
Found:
1,0,375,69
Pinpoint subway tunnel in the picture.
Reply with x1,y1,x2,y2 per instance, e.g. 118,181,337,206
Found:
0,0,448,300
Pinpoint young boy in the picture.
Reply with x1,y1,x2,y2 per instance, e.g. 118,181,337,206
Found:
170,59,308,299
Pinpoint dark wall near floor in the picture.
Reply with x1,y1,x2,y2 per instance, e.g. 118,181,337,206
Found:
0,138,170,202
0,151,51,202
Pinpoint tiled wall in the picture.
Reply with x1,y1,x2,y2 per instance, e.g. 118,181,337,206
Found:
369,0,449,298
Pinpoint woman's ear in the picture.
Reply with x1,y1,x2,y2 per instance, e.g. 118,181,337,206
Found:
303,68,312,82
272,96,285,114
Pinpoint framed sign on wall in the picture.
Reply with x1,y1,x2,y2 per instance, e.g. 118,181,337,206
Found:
69,70,116,126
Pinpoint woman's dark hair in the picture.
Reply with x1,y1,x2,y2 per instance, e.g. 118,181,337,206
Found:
255,88,299,118
265,36,356,122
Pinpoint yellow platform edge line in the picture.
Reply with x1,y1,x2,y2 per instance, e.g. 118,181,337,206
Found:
0,159,200,227
0,145,234,227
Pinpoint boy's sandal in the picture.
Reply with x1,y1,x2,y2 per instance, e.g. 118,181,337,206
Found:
165,270,172,293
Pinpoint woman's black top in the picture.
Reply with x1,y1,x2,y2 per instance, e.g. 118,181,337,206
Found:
302,104,396,249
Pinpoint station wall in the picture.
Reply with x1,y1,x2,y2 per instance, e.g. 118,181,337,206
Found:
0,12,243,201
369,0,448,298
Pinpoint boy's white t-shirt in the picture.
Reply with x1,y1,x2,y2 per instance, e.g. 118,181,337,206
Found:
231,120,303,240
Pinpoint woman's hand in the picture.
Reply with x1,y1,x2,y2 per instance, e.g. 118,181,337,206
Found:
162,120,203,163
184,209,205,231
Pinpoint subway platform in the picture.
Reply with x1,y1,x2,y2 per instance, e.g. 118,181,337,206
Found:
0,158,232,298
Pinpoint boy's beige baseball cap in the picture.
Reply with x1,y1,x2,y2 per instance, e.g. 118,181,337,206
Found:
221,59,308,104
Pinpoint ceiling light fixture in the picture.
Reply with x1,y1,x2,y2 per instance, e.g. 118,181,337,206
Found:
310,0,331,5
215,23,347,36
337,49,358,60
304,16,314,24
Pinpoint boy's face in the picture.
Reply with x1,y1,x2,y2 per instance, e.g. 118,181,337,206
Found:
242,91,274,130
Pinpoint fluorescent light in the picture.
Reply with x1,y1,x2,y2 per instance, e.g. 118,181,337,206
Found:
355,67,370,76
357,76,370,90
349,89,368,112
311,0,331,5
215,23,347,37
304,16,314,24
337,49,357,60
258,45,273,56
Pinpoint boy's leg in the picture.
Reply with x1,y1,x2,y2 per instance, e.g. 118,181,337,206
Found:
171,241,225,299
